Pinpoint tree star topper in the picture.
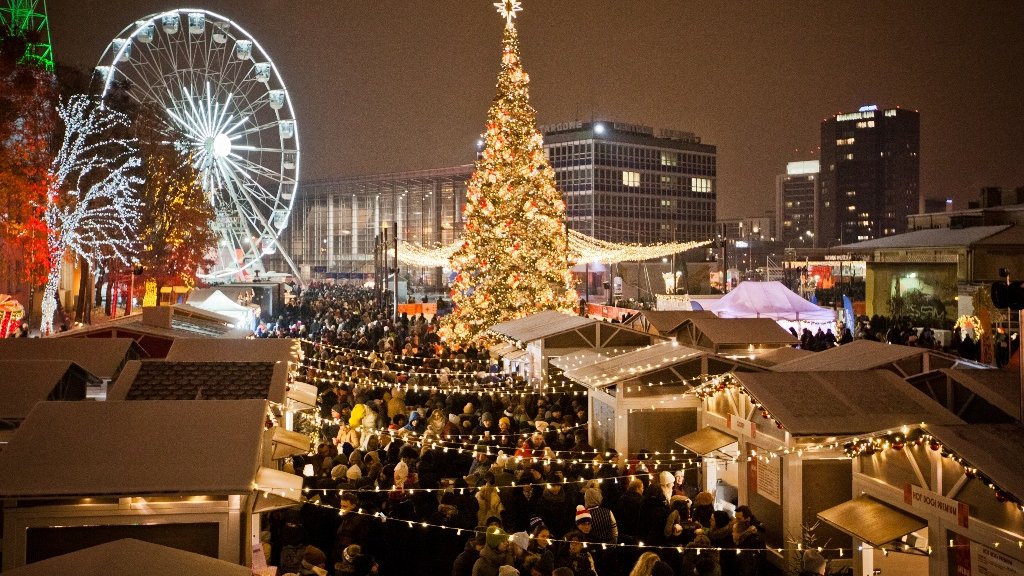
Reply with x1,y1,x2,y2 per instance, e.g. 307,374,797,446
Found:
494,0,523,26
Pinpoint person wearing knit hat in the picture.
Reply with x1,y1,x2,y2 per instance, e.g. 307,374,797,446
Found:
346,464,362,481
529,516,546,533
473,525,511,576
485,525,509,550
331,464,348,481
659,470,675,500
497,565,519,576
509,530,530,553
574,505,592,525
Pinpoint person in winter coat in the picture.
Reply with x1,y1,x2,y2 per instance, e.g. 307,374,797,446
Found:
554,530,597,576
525,520,555,575
582,481,618,544
535,475,573,538
387,387,406,421
733,518,766,576
616,477,645,544
453,534,487,576
476,474,505,527
402,410,426,435
638,471,673,546
473,527,514,576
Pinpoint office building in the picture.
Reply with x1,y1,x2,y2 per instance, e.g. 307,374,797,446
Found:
776,160,820,247
540,120,717,245
819,105,920,245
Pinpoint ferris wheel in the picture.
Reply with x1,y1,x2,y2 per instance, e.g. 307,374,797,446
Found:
95,8,301,282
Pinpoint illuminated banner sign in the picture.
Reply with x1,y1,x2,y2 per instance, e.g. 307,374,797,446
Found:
903,484,969,528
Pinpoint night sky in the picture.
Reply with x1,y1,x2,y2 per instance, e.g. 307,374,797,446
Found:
48,1,1024,220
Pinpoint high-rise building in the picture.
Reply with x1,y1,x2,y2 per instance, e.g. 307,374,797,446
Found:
540,120,717,245
776,160,820,247
819,105,919,245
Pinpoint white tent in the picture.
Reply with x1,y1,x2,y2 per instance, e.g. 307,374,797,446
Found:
706,281,835,333
191,290,256,331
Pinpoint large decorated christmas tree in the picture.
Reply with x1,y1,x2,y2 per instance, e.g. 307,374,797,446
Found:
442,0,577,343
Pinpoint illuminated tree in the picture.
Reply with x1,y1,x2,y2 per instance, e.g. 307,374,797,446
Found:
133,131,217,292
442,1,577,343
0,24,54,299
40,95,141,334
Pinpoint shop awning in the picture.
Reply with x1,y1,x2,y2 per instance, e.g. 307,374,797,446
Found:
817,496,926,548
674,426,736,456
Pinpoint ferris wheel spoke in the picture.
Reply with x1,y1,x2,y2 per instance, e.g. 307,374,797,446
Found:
232,144,294,154
220,158,284,210
228,119,281,139
224,153,291,187
98,8,298,278
219,165,278,236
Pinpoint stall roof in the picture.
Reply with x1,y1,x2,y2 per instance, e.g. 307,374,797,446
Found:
1,538,253,576
489,342,519,358
165,338,300,365
677,317,798,348
54,305,252,342
107,361,288,403
926,423,1024,502
675,426,737,455
0,338,145,380
839,225,1008,250
940,368,1021,420
489,311,597,343
733,370,964,436
624,310,717,335
549,348,634,373
770,340,926,372
818,496,927,548
745,346,814,368
0,360,94,421
0,400,267,498
562,341,703,387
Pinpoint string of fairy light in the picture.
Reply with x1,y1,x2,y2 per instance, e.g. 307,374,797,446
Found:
398,233,712,269
251,482,1018,556
292,351,1024,512
690,378,1024,510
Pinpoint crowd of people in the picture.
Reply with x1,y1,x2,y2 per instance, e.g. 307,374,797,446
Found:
254,284,791,576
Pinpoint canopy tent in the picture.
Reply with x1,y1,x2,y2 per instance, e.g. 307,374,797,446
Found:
705,281,835,333
190,290,257,331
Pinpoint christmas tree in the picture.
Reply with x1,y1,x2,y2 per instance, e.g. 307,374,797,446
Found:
442,0,577,343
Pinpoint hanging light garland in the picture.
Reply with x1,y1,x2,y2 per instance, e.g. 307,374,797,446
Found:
399,232,711,268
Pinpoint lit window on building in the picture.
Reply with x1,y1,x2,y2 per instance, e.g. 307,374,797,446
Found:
691,177,712,193
622,171,640,187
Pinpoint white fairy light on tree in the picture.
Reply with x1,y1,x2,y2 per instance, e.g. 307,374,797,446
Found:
40,95,142,334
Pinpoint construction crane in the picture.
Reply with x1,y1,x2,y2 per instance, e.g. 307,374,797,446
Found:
0,0,53,71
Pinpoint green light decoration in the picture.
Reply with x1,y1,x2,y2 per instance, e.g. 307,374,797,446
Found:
0,0,54,71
